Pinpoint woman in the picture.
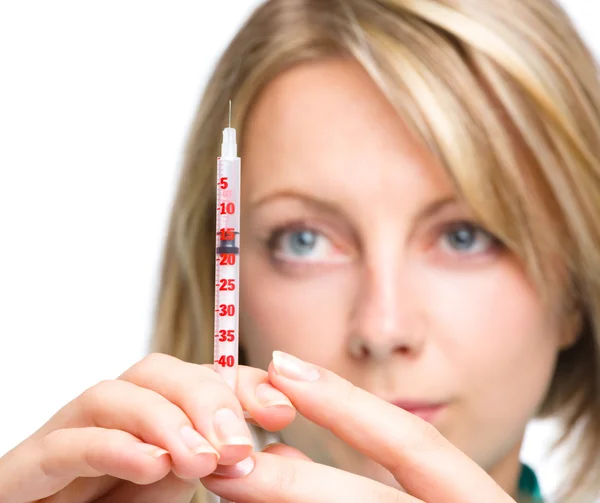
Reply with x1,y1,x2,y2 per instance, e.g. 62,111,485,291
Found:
1,0,599,502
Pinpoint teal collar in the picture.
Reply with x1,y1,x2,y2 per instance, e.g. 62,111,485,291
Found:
518,463,543,501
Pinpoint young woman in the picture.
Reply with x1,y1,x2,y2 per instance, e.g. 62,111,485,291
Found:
1,1,599,502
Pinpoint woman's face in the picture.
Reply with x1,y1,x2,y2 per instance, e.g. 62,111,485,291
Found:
239,59,573,487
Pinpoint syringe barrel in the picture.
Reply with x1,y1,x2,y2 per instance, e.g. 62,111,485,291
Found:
213,155,241,392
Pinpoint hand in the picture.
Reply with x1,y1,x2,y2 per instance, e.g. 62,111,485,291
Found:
202,351,516,503
0,353,296,503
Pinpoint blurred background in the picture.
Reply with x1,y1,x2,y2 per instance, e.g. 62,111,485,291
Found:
1,0,598,498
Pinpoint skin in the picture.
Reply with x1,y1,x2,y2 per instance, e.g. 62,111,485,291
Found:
0,59,578,503
238,58,577,497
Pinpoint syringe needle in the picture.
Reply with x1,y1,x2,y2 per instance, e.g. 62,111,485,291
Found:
229,99,232,128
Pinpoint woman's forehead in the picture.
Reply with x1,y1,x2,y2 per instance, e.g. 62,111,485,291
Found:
244,59,398,144
240,59,456,228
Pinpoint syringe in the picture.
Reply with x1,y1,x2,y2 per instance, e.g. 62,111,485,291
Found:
214,100,241,393
213,101,242,503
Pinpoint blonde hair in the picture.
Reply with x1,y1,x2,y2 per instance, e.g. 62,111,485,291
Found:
151,0,600,500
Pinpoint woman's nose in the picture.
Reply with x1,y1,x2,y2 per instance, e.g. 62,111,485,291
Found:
346,260,426,362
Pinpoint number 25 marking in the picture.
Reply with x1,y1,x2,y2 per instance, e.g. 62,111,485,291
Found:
219,279,235,291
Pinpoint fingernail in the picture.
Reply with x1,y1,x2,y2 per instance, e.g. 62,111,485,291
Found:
255,382,294,408
243,410,259,427
212,457,255,478
135,443,169,459
180,425,220,459
272,351,320,382
261,442,283,452
214,408,253,447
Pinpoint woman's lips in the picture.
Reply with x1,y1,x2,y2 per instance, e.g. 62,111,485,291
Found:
390,401,447,423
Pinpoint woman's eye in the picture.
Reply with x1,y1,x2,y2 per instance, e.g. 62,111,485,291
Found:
439,222,497,254
268,228,338,263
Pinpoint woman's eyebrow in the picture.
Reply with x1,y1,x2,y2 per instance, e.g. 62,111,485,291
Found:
249,189,460,235
408,196,458,233
251,191,457,220
249,190,343,216
415,196,457,222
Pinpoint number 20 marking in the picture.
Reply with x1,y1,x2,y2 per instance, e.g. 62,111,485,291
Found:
219,254,235,265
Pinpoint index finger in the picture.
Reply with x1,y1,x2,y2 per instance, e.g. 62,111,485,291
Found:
267,351,512,503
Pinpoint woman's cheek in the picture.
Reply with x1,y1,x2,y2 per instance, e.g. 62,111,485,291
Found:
240,254,355,369
422,258,558,412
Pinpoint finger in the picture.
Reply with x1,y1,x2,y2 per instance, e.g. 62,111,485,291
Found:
202,452,423,503
94,471,199,503
34,476,115,503
261,443,314,461
120,354,251,465
120,354,295,446
267,351,512,503
121,354,295,460
0,427,170,503
210,365,297,433
47,467,200,503
128,354,297,432
58,379,220,478
204,442,312,500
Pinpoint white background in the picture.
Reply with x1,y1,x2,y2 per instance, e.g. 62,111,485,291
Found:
0,0,598,498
